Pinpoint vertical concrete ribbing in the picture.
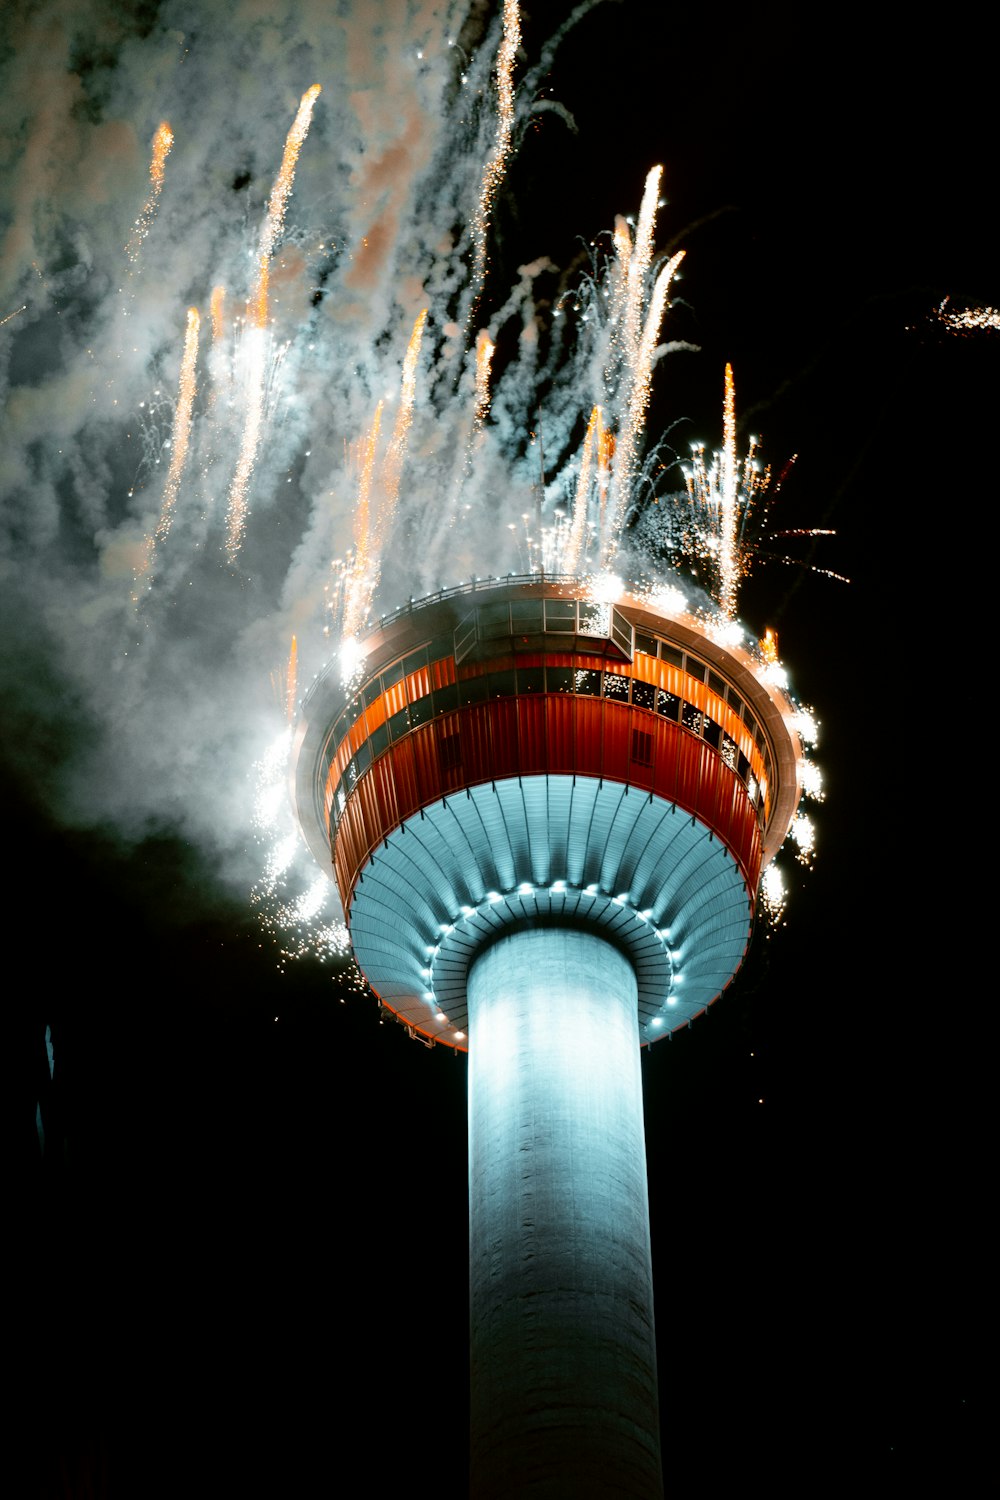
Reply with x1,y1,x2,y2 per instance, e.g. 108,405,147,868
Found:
468,929,662,1500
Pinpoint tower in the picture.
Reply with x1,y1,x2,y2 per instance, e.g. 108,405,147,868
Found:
293,575,803,1498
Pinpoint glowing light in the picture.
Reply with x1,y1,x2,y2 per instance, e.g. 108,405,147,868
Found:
474,329,495,424
589,571,623,605
126,121,173,262
640,582,687,616
339,635,365,687
760,864,786,921
792,708,819,747
935,299,1000,334
800,760,824,801
790,813,816,864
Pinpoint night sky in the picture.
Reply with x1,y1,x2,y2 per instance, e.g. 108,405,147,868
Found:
9,2,994,1494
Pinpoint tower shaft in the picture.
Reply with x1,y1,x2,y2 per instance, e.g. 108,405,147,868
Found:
468,929,662,1499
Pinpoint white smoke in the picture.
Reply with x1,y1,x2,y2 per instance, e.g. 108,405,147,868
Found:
0,0,691,916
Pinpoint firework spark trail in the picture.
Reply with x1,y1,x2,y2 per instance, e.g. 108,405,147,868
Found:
0,8,826,966
719,362,739,620
474,329,495,426
375,309,428,557
341,402,384,645
603,249,685,564
132,306,200,600
679,368,773,613
334,310,428,661
126,122,174,263
1,303,27,328
564,404,602,574
226,86,321,561
252,84,322,326
622,167,662,369
936,301,1000,333
210,285,227,346
470,0,521,306
269,635,298,720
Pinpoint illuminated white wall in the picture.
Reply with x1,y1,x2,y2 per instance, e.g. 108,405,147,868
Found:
468,929,662,1499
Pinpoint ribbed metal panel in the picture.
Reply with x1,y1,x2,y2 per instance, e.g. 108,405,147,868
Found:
346,773,752,1048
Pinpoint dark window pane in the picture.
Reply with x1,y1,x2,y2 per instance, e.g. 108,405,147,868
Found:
382,659,403,688
354,739,372,775
433,683,458,716
403,646,428,676
546,666,576,693
703,718,721,750
429,634,454,663
635,632,658,657
488,670,517,698
388,707,410,741
708,670,726,697
544,598,576,630
480,603,510,639
604,672,630,702
684,656,706,683
460,675,488,706
510,601,543,633
518,667,544,694
682,702,703,735
656,689,679,720
573,669,602,696
408,695,432,728
367,723,389,761
660,644,683,669
363,677,383,709
632,680,655,711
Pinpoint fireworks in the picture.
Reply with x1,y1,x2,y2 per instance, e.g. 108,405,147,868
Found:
226,85,321,561
126,122,174,263
679,364,770,621
132,306,200,599
0,3,829,969
470,0,521,301
935,299,1000,334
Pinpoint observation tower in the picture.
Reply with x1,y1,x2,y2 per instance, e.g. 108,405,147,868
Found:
293,575,803,1499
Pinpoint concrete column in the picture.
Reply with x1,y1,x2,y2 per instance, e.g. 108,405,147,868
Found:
468,928,662,1500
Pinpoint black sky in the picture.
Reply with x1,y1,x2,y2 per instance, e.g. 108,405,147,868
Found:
14,2,994,1494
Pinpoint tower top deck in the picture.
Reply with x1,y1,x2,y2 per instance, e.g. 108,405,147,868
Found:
293,576,804,1050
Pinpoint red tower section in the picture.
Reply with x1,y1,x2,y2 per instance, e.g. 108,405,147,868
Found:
293,577,802,1051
